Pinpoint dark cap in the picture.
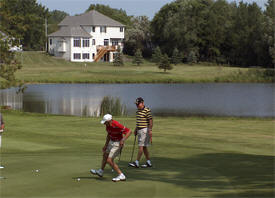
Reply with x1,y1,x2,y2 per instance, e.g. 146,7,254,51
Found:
135,97,144,104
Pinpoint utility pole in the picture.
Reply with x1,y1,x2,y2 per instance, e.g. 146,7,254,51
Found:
45,17,48,52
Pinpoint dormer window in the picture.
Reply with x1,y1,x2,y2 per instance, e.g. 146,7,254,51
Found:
100,26,106,33
92,26,96,32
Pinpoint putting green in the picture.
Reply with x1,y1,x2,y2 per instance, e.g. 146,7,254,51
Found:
0,111,273,197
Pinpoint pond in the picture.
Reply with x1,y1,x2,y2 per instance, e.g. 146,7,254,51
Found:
0,83,274,117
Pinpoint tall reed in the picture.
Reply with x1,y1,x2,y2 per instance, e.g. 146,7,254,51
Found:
99,96,127,116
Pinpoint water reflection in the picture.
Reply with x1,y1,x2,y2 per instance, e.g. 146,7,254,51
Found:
0,89,23,110
0,83,274,117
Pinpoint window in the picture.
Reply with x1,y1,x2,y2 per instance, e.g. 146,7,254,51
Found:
50,39,52,45
100,26,106,33
92,26,96,32
73,37,81,47
92,39,96,45
73,53,81,59
82,38,90,47
82,53,90,59
112,40,119,46
104,39,109,46
92,53,95,59
120,27,124,32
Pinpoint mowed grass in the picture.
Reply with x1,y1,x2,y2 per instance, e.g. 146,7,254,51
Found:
0,111,274,198
12,51,262,84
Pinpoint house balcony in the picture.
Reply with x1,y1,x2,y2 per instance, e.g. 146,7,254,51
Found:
96,45,116,51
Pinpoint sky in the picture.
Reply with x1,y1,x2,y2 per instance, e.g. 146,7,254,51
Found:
37,0,268,19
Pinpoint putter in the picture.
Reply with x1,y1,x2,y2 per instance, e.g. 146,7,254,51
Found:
118,147,122,163
0,130,5,179
129,135,137,163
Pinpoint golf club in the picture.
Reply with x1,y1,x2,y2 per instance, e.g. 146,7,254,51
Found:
0,129,5,179
118,146,122,163
129,134,137,163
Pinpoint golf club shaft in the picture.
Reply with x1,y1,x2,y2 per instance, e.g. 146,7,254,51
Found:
118,147,122,162
130,135,136,162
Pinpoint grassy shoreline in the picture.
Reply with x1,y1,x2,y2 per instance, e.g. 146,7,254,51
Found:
5,51,273,84
0,110,274,197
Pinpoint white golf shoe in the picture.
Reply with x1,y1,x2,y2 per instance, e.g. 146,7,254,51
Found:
90,169,103,177
141,161,152,168
0,166,4,169
112,174,126,182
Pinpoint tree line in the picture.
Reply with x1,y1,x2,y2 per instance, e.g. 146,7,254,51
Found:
87,1,274,68
0,0,274,68
151,0,274,68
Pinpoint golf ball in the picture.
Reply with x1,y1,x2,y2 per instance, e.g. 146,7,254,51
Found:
35,169,39,172
77,178,80,181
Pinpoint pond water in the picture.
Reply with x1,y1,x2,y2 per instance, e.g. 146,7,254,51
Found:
0,83,274,117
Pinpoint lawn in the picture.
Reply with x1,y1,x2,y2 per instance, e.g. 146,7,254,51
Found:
10,51,272,84
0,111,274,198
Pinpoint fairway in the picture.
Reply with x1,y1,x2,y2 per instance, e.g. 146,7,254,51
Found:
0,111,274,198
10,51,272,84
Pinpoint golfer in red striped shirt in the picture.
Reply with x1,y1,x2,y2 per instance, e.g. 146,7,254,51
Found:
90,114,132,182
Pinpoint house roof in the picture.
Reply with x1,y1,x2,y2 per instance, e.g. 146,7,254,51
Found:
58,10,125,27
48,26,92,37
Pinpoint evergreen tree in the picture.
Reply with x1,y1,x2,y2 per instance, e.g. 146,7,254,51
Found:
171,48,181,65
158,54,173,72
152,46,162,63
132,49,143,66
113,49,124,66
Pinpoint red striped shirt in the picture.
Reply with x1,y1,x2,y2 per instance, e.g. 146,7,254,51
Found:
106,120,130,141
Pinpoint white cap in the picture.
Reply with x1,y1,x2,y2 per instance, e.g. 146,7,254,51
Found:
100,114,112,124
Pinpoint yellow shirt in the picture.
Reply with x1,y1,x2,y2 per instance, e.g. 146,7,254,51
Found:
136,107,152,128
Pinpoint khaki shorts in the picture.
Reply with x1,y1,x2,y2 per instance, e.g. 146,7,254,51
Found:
137,128,150,147
106,140,120,159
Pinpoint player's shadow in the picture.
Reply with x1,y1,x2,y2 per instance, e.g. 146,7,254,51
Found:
119,153,274,197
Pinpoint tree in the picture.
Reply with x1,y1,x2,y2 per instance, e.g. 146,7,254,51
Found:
171,48,182,65
132,49,143,66
264,0,275,68
227,2,268,67
187,50,198,65
124,16,152,57
86,4,132,26
152,46,162,63
113,48,124,66
0,0,48,51
158,54,173,72
151,0,270,67
47,10,69,34
151,0,212,57
0,35,22,89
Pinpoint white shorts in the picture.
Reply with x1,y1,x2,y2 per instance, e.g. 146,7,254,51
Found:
106,140,120,159
137,128,150,147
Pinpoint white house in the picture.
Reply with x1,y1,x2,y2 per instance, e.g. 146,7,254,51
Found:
48,10,125,62
0,31,23,52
